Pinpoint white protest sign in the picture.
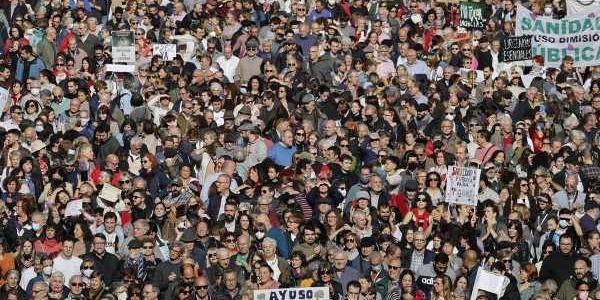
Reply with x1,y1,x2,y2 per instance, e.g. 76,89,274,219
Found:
516,4,600,67
567,0,600,16
152,44,177,61
445,166,481,206
469,267,510,300
64,199,83,217
254,287,329,300
105,64,136,73
111,31,135,63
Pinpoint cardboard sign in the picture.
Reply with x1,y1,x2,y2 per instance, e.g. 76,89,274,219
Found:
254,287,329,300
460,2,486,29
111,31,135,63
501,35,533,62
445,166,481,206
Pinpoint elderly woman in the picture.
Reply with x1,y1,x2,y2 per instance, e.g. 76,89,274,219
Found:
0,270,26,299
48,272,69,300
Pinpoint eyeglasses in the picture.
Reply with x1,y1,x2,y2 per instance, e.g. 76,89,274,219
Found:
320,270,331,275
247,47,257,51
345,239,355,243
225,238,236,243
120,179,131,184
296,132,305,136
340,143,349,147
462,48,471,51
388,265,401,270
71,282,85,287
195,285,209,290
143,246,154,249
13,111,22,115
208,253,217,257
264,69,274,73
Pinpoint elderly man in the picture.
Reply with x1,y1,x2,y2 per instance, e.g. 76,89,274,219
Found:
255,214,290,258
333,251,361,294
402,231,434,273
261,238,291,285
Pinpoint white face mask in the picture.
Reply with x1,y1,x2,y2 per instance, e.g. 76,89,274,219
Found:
255,231,265,240
30,88,39,96
43,266,53,276
446,114,455,121
544,7,553,15
83,269,94,277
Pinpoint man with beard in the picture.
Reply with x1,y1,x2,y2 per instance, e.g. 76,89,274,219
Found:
153,241,184,297
92,122,121,163
292,224,324,261
417,252,456,297
216,201,238,232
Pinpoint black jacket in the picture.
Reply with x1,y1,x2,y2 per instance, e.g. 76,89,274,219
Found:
82,251,122,286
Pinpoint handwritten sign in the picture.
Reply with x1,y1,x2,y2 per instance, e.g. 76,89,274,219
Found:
111,31,135,63
254,287,329,300
460,2,486,29
501,35,532,62
445,166,481,206
152,44,177,61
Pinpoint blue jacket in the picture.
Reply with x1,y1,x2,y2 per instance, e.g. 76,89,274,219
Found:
15,57,45,81
267,227,291,259
268,142,297,168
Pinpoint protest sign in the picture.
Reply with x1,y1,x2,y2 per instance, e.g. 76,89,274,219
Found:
516,4,600,67
567,0,600,16
111,31,135,63
460,2,486,29
152,44,177,61
469,267,510,300
500,35,533,62
254,287,329,300
445,166,481,206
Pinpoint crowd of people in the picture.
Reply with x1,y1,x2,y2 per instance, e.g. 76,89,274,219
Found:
0,0,597,299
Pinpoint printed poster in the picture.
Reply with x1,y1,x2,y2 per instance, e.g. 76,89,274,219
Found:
254,287,329,300
516,4,600,67
111,31,135,63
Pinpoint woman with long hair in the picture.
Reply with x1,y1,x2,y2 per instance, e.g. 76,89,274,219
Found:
507,220,531,264
424,171,444,205
33,224,62,258
518,263,541,300
0,270,25,299
72,220,92,257
140,153,169,200
432,275,453,300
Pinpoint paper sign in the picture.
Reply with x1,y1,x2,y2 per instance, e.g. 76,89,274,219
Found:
105,64,136,73
460,2,486,29
469,267,510,300
254,287,329,300
500,35,533,62
152,44,177,61
111,31,135,63
99,184,122,203
445,166,481,206
65,199,83,217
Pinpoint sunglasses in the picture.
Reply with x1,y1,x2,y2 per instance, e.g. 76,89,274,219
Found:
195,285,209,290
247,47,257,51
71,282,84,287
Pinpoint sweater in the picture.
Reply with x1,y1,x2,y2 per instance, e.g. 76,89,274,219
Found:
268,143,297,168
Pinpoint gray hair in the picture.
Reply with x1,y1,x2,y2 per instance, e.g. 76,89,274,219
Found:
262,237,277,248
